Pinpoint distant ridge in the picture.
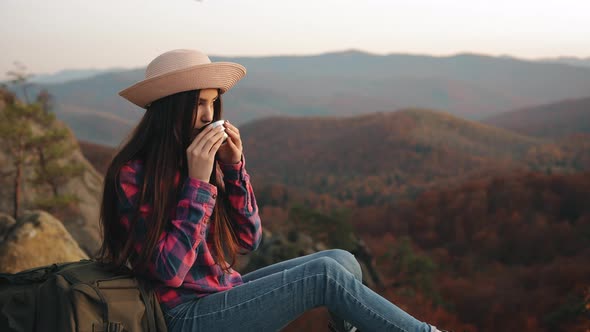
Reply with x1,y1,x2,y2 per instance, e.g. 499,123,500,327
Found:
30,68,124,84
483,96,590,138
537,56,590,68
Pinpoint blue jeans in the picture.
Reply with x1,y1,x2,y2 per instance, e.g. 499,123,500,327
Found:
162,249,434,332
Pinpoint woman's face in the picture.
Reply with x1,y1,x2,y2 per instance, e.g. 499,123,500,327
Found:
194,88,219,130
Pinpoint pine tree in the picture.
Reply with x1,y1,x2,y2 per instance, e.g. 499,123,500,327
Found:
0,100,41,219
28,124,85,213
25,91,85,213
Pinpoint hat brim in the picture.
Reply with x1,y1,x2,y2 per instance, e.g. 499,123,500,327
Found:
118,62,246,109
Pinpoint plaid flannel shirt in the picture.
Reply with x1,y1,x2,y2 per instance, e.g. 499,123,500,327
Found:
116,154,262,311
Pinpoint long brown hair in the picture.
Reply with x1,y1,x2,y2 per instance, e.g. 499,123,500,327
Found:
94,88,241,276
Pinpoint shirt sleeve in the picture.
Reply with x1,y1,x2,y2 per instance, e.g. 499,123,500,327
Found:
116,161,217,288
218,154,263,253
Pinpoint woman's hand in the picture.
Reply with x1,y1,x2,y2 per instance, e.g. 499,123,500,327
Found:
217,120,243,164
187,123,226,182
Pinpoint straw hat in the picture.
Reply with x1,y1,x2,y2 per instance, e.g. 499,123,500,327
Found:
119,49,247,108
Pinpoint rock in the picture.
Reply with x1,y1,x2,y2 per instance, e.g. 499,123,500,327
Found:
0,210,88,273
351,237,384,289
0,212,16,243
53,139,103,255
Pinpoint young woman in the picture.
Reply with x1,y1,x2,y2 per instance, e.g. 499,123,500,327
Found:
95,49,448,332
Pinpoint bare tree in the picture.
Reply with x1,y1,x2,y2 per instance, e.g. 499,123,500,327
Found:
35,88,54,114
6,61,35,104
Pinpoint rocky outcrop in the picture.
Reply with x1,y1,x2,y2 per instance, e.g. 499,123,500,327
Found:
0,116,103,256
0,210,88,273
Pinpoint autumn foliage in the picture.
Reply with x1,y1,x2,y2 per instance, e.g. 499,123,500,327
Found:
349,172,590,331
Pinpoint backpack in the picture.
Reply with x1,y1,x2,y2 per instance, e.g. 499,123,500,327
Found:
0,258,168,332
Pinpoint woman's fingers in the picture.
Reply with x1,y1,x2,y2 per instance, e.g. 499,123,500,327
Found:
223,121,239,133
195,126,225,153
201,130,225,156
223,124,241,147
209,133,225,155
188,124,216,152
226,136,238,150
224,125,238,139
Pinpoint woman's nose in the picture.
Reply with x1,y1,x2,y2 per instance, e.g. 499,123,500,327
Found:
201,106,214,123
201,117,213,125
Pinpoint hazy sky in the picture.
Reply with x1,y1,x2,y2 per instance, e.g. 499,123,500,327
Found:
1,0,589,79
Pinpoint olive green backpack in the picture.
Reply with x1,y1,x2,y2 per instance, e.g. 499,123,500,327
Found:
0,258,168,332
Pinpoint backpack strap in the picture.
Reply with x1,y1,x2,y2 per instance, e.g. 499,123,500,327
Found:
0,262,61,284
137,278,157,332
92,321,124,332
62,272,111,326
34,273,42,331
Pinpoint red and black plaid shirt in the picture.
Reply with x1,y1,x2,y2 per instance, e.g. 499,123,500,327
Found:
116,154,262,311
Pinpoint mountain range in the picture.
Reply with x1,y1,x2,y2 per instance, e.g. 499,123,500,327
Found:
9,50,590,147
